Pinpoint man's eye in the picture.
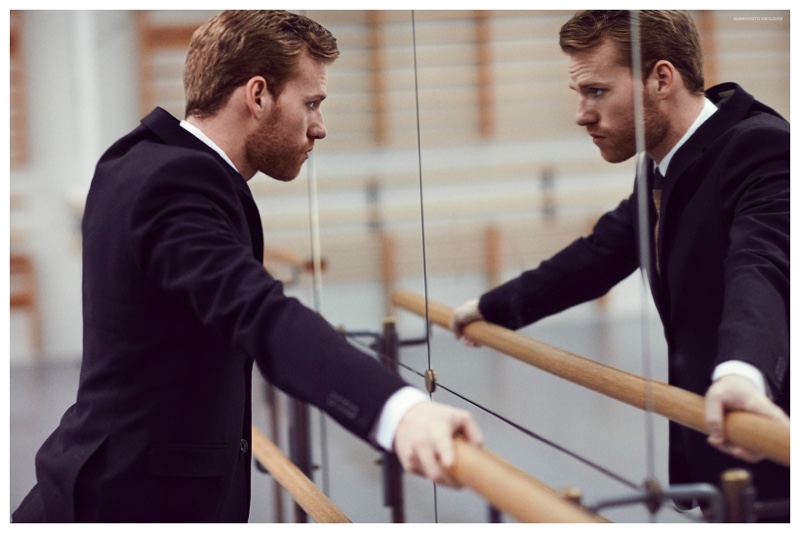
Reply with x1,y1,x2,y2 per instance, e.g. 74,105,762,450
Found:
589,88,606,97
308,101,318,109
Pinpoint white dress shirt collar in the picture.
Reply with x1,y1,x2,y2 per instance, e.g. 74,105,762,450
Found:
656,97,718,176
180,120,240,174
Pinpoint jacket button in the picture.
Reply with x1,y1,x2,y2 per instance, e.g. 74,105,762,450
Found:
240,439,249,453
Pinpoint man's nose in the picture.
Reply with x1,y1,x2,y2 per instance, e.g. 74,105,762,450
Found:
310,114,326,140
575,101,597,127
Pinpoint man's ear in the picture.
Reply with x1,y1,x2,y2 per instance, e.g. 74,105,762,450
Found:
650,60,677,98
245,76,271,118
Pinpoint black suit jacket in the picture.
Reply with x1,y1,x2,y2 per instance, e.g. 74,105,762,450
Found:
478,83,789,500
14,108,407,522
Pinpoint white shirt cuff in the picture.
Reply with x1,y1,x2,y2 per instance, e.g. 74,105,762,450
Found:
712,361,769,397
372,386,430,451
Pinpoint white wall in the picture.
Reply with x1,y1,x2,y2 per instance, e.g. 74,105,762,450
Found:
10,11,141,363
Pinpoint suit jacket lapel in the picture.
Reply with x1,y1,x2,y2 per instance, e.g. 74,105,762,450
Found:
665,83,752,196
646,84,753,309
653,85,747,265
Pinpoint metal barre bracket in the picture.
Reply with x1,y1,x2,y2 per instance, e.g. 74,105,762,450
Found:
586,478,724,522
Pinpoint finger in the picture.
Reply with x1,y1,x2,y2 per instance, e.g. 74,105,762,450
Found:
457,416,484,448
435,471,461,488
395,440,420,475
434,439,455,470
729,447,764,463
428,418,465,487
463,335,482,348
744,395,790,423
428,445,461,488
716,441,764,464
414,440,446,484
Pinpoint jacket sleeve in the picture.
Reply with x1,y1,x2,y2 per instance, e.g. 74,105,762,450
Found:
129,153,406,441
479,195,640,330
715,123,789,396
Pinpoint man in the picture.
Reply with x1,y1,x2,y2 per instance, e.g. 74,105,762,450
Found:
451,10,788,518
13,10,482,522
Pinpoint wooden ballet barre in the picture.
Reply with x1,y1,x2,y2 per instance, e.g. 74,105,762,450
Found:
391,289,789,468
252,424,600,523
449,437,607,522
250,424,351,523
263,246,325,274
